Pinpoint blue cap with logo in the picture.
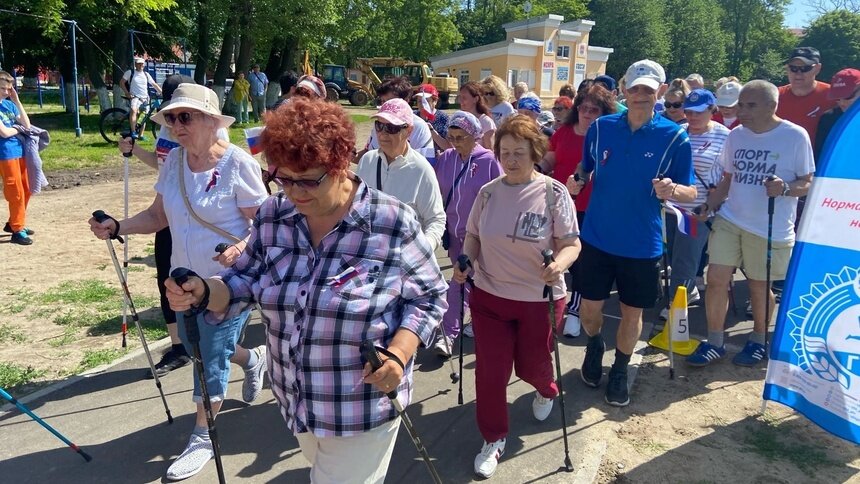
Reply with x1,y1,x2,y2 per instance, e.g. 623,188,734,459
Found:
683,89,717,112
594,74,617,91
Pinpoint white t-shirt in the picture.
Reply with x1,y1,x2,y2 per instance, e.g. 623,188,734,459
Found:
477,114,496,147
490,102,515,126
122,69,155,99
681,122,730,210
356,147,446,251
718,120,815,242
367,114,434,161
155,144,269,278
155,125,230,167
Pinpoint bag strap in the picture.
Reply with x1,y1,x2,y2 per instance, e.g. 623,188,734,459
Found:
177,147,242,244
479,176,504,209
376,156,383,191
444,156,472,211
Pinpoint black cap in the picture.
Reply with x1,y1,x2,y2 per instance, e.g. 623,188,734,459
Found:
160,74,196,108
785,46,821,65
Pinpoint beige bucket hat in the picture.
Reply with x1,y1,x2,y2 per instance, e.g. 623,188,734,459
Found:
151,83,235,129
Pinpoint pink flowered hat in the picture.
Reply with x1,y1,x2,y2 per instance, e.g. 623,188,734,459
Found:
371,98,414,126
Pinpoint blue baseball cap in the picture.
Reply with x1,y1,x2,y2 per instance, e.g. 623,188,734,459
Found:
594,74,617,91
683,89,717,112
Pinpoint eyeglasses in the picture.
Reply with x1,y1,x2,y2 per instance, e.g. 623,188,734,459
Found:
483,91,496,97
664,102,683,109
788,65,815,73
268,171,328,190
578,105,601,115
374,121,408,134
163,111,201,126
446,134,471,143
841,88,860,101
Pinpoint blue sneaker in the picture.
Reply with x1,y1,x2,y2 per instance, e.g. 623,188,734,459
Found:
686,342,726,367
733,341,766,367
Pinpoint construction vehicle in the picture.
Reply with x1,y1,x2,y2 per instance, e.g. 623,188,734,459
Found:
322,57,458,107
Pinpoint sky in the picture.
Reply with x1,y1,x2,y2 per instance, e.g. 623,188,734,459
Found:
784,0,819,27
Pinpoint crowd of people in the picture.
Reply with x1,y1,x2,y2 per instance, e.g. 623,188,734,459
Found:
69,44,859,482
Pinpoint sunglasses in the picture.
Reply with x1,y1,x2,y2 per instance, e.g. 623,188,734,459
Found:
446,134,471,143
788,64,815,73
374,121,409,134
664,102,684,109
578,105,601,115
268,171,328,190
163,111,200,126
483,91,496,97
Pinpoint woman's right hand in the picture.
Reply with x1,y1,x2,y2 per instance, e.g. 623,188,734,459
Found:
165,276,206,312
452,263,472,284
88,216,116,240
566,174,584,196
118,137,134,156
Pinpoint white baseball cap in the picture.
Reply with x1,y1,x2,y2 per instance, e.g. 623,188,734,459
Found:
716,81,742,107
624,60,666,91
134,57,145,64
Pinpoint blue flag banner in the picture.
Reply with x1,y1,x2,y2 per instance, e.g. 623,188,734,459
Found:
763,102,860,444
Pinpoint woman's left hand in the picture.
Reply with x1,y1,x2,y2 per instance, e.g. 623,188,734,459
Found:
212,244,243,267
541,260,564,286
362,349,405,394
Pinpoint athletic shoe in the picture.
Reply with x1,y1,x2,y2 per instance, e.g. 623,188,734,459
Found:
3,223,33,235
745,299,753,318
562,314,581,338
732,341,766,367
605,370,630,407
165,434,213,481
474,439,505,478
659,287,702,320
686,342,726,367
242,345,267,403
10,230,32,245
581,335,605,388
532,392,554,421
434,334,452,359
145,348,190,379
463,323,474,338
695,276,706,292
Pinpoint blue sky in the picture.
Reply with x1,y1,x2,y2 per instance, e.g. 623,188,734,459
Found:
784,0,818,27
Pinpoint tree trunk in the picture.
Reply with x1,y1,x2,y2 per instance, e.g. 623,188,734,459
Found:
235,2,254,74
80,41,109,112
213,6,238,107
112,27,131,108
194,0,211,85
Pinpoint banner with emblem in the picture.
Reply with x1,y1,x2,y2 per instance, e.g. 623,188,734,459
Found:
763,102,860,444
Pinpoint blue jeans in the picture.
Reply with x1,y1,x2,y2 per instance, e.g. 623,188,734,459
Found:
237,99,249,123
669,218,711,294
177,309,251,402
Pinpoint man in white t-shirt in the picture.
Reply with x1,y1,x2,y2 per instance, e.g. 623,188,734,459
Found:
121,58,162,135
689,80,814,368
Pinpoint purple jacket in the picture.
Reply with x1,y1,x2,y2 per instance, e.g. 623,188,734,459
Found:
434,145,502,239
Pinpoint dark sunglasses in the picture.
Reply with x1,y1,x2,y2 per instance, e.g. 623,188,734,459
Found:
578,105,601,115
374,121,408,134
163,111,200,126
268,171,328,190
788,64,815,73
664,102,683,109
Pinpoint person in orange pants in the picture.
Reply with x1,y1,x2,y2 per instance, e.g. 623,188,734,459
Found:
0,71,32,245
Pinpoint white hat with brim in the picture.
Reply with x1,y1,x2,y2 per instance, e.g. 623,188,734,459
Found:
716,81,742,107
624,60,666,91
151,83,235,129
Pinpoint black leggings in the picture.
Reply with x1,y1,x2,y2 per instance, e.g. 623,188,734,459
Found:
155,227,176,325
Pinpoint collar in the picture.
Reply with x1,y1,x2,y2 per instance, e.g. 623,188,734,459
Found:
620,110,661,132
378,147,413,168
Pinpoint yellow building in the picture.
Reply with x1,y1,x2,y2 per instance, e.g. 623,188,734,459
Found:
430,15,613,103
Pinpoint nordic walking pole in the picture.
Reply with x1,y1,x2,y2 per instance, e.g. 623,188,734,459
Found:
456,254,473,405
171,268,227,484
117,130,140,348
541,249,574,473
92,210,174,425
0,387,92,462
441,325,460,386
658,175,675,380
761,176,777,415
360,341,443,484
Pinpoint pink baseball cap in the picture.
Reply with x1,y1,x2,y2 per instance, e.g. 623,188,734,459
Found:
372,98,413,126
828,68,860,100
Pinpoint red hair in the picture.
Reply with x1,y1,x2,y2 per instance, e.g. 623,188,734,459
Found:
553,96,573,109
261,98,355,174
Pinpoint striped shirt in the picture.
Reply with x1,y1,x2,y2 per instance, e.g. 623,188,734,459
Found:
210,179,448,437
680,122,730,210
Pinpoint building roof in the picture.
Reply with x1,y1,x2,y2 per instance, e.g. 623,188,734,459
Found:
430,38,543,68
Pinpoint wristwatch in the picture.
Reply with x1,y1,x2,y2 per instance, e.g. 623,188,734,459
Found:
782,181,791,196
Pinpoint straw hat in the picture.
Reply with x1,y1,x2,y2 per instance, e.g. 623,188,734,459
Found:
151,83,235,129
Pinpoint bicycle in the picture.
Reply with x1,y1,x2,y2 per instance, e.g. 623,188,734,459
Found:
99,95,161,144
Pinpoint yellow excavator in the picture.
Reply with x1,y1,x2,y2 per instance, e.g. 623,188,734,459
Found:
322,57,458,107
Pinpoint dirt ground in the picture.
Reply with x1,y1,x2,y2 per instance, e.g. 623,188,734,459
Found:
2,118,860,483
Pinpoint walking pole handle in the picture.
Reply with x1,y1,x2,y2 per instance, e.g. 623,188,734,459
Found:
120,130,135,158
541,249,554,298
360,340,399,400
215,243,230,254
766,175,777,215
92,210,124,243
170,268,202,345
456,254,471,272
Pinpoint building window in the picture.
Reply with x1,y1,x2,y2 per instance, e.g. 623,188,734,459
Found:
459,70,470,86
480,69,492,80
541,69,552,92
556,46,570,58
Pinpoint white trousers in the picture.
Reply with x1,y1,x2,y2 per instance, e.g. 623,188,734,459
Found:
296,417,401,484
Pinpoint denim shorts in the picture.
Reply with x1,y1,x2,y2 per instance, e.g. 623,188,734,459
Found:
177,309,251,402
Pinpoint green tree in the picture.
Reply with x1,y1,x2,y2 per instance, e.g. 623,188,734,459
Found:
721,0,794,81
664,0,728,82
802,10,860,80
588,0,670,80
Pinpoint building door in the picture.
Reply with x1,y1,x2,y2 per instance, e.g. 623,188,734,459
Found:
541,69,552,93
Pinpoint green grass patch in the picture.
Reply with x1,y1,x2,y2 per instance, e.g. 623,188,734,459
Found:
0,324,27,343
47,326,79,347
351,114,372,123
0,362,45,389
0,300,26,315
127,265,145,273
39,280,118,306
143,242,156,256
745,419,836,476
88,312,167,341
76,349,123,373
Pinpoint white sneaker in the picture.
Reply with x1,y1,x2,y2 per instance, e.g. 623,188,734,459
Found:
562,314,581,337
242,345,267,403
695,276,706,292
434,334,452,358
659,307,670,321
165,433,214,481
463,323,474,338
532,392,554,421
689,286,701,304
474,439,506,478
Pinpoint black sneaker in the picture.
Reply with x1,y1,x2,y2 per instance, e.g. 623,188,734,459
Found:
10,230,33,245
581,335,605,387
145,349,190,379
605,370,630,407
3,223,33,235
